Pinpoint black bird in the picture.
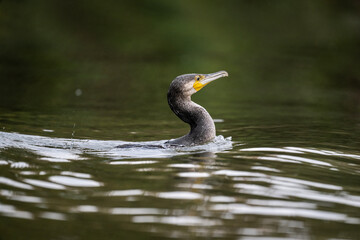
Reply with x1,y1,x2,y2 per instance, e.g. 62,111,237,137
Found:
166,71,228,146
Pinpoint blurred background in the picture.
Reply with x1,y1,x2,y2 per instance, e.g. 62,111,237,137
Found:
0,0,359,138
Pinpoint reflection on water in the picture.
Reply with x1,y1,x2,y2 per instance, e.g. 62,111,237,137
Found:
0,128,360,239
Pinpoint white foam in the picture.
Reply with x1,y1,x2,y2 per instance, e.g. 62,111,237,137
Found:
0,131,232,161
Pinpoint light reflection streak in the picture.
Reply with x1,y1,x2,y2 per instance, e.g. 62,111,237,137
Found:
176,183,213,189
240,146,360,161
213,170,267,177
0,202,33,219
210,204,360,224
246,199,317,209
240,147,302,154
71,205,99,213
234,183,360,208
39,211,67,221
109,160,158,165
105,189,145,197
23,179,66,190
10,162,30,169
233,176,342,190
285,147,360,160
274,155,332,166
9,195,44,203
132,216,221,226
109,207,163,215
0,177,33,190
209,196,237,203
49,176,103,187
177,172,210,178
60,171,92,179
168,163,201,168
0,190,43,203
251,166,281,172
0,160,8,165
156,191,203,200
254,156,299,163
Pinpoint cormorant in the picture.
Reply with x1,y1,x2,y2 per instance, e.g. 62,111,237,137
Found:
166,70,228,146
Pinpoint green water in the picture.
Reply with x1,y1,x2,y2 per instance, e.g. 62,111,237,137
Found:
1,1,360,239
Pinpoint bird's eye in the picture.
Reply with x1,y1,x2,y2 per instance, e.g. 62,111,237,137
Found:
196,76,200,81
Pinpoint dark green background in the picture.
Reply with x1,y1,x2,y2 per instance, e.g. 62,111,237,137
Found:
1,0,359,111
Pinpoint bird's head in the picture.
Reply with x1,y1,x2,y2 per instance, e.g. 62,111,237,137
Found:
169,70,228,97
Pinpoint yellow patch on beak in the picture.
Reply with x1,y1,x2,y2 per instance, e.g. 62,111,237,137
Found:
193,71,228,92
193,75,206,91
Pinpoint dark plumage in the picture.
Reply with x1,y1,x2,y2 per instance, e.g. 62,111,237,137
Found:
166,71,228,146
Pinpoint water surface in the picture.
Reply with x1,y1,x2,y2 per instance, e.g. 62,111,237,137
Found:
1,99,359,239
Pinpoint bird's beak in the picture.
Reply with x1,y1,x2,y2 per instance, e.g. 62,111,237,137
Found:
193,70,228,91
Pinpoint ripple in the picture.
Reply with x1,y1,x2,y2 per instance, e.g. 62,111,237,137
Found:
285,147,360,160
233,175,342,191
290,190,360,208
10,162,30,169
177,172,210,178
156,191,203,200
274,155,331,166
34,147,85,162
109,160,158,165
240,147,302,154
0,202,33,219
271,176,342,190
0,190,44,203
40,157,70,163
0,177,33,190
9,195,44,203
135,168,157,172
0,160,8,165
49,176,103,187
39,212,67,221
209,196,237,203
71,205,99,213
132,215,221,226
210,203,360,224
19,171,39,175
23,178,66,190
239,153,332,166
251,166,281,172
241,146,360,162
42,129,54,133
109,207,163,215
246,199,317,209
213,170,267,177
233,182,360,208
168,163,201,168
255,156,299,163
105,189,145,197
176,183,213,189
61,171,92,178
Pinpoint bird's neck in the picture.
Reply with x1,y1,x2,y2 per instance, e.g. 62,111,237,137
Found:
167,92,215,141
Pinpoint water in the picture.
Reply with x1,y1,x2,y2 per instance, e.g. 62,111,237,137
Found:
1,98,359,239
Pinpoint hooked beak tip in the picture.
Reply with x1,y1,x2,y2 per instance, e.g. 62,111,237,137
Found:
207,70,229,80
